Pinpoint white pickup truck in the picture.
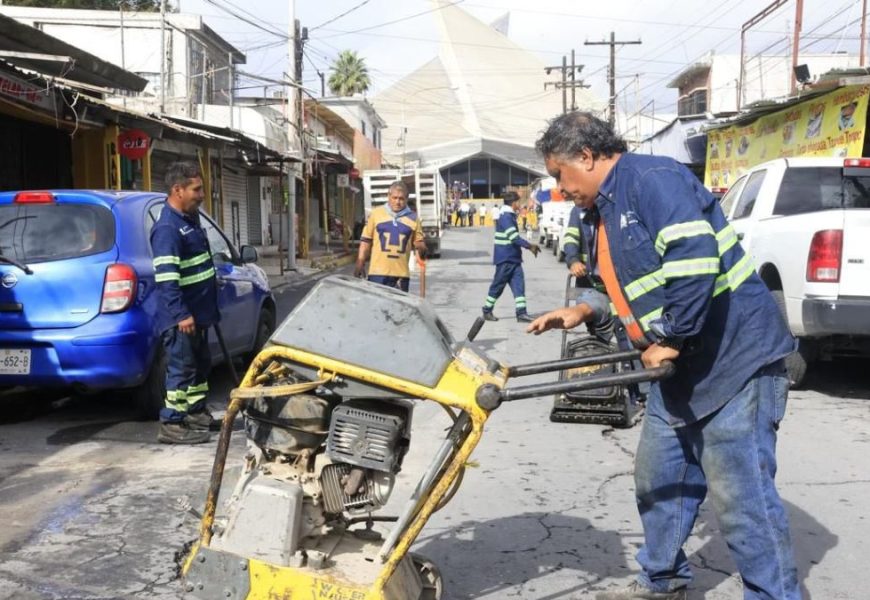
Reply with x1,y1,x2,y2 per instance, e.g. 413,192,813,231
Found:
719,157,870,387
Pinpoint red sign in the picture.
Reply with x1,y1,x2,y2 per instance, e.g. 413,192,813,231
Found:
349,167,360,179
117,129,150,160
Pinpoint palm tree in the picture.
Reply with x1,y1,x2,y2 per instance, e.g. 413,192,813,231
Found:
327,50,371,96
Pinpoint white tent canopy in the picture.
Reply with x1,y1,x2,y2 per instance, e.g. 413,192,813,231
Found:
373,1,604,169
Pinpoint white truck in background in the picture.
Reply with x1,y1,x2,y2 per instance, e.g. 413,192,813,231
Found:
719,156,870,387
363,168,446,257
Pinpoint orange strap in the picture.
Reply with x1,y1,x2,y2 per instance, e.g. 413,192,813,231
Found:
596,219,647,346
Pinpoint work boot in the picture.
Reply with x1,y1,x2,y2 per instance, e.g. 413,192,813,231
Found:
483,311,499,322
157,422,211,445
594,580,687,600
516,313,534,323
185,409,219,432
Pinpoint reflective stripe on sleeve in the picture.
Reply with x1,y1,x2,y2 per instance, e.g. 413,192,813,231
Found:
661,257,720,279
655,220,716,255
153,256,180,267
155,272,181,283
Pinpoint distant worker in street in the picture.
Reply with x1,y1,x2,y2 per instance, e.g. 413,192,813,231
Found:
529,112,799,600
468,203,476,226
489,202,500,226
151,161,220,445
482,191,541,323
478,203,487,227
354,181,427,293
459,200,470,226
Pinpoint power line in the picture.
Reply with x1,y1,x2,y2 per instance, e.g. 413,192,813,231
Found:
316,0,466,39
310,0,372,32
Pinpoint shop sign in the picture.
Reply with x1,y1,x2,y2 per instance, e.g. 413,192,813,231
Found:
118,129,151,160
705,84,870,188
0,72,55,112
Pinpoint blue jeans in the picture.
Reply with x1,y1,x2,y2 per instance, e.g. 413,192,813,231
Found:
634,361,800,599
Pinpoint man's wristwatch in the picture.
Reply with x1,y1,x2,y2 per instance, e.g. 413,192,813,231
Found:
657,337,684,351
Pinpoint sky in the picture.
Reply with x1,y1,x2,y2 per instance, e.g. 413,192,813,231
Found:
178,0,870,119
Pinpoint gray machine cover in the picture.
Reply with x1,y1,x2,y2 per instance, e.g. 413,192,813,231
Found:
269,275,456,396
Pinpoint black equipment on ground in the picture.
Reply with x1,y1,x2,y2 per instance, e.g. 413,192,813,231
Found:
550,275,644,427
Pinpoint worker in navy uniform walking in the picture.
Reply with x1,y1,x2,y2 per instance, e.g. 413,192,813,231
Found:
481,191,541,323
151,162,220,444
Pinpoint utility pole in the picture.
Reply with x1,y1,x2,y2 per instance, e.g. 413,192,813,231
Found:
862,0,868,67
159,0,166,113
285,0,299,270
585,32,641,127
544,52,588,114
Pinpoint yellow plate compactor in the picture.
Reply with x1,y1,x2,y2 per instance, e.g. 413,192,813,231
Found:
182,275,672,600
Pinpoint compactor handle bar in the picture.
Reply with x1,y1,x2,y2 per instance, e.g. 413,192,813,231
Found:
475,351,675,411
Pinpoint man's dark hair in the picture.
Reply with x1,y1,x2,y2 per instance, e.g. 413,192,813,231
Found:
165,161,202,193
503,191,520,205
535,111,627,160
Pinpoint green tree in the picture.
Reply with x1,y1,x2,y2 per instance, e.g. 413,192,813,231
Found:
2,0,164,10
327,50,371,97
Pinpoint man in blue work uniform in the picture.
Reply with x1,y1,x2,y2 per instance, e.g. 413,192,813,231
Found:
481,191,540,323
151,162,220,445
529,113,800,600
562,204,615,339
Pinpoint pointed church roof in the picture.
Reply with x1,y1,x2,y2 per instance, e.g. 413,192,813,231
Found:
372,1,603,165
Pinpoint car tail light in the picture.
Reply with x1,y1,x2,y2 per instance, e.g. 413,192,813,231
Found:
14,191,55,204
102,263,138,313
711,186,729,195
806,230,843,283
843,158,870,168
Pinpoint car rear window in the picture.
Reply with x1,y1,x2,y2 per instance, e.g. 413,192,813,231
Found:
774,167,870,215
0,203,115,263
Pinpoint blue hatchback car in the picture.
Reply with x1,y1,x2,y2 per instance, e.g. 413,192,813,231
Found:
0,190,275,418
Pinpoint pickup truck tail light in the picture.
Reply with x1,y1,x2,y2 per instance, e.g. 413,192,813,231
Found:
102,263,138,313
806,229,843,283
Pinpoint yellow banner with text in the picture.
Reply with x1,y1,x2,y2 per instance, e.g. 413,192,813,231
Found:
705,84,870,188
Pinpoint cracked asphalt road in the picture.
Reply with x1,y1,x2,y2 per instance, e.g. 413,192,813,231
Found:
0,226,867,599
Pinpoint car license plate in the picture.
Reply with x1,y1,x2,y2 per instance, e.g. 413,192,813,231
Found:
0,349,31,375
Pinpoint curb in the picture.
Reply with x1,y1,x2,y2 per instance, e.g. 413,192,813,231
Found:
268,253,355,292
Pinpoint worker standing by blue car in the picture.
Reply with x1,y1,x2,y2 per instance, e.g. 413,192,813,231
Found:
151,162,220,445
481,191,540,323
529,112,800,600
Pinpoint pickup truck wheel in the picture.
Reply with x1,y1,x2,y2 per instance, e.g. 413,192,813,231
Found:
771,289,809,388
132,346,166,421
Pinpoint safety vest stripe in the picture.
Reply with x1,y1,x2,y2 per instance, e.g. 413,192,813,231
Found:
638,307,663,331
716,224,739,255
655,220,716,255
180,252,211,269
662,257,720,279
580,253,589,262
155,272,181,283
494,239,512,245
153,256,180,267
188,382,209,394
564,227,580,241
625,269,666,301
504,227,518,235
713,253,755,297
179,267,216,287
484,296,497,307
